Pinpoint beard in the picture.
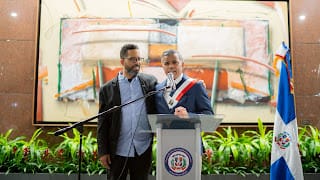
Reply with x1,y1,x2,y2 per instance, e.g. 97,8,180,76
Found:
125,64,140,77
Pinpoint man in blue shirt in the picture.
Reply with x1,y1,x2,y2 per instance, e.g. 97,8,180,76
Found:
97,44,157,180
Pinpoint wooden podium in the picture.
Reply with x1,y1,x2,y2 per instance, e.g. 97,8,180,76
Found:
148,114,223,180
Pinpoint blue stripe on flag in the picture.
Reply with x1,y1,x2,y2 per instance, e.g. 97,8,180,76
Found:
270,157,294,180
277,61,295,125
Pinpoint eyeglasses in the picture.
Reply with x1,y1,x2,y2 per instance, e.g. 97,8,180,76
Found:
125,57,144,62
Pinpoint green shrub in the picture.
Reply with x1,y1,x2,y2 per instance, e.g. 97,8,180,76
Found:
1,119,320,175
0,128,105,175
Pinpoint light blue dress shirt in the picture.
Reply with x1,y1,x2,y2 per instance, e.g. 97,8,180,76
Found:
116,73,152,157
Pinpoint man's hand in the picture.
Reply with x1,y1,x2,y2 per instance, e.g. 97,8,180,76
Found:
99,154,111,169
174,106,189,118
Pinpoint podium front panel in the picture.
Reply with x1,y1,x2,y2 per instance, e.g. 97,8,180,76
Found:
149,114,223,180
156,128,201,180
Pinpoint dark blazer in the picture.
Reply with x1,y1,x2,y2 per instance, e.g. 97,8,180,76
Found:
155,75,213,153
155,74,213,115
97,73,157,158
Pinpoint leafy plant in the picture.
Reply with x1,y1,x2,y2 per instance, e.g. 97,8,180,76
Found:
51,127,105,175
0,129,26,173
0,128,55,173
18,128,52,173
244,118,273,167
151,137,157,176
202,119,273,175
0,128,105,175
299,125,320,173
211,126,256,167
1,120,320,176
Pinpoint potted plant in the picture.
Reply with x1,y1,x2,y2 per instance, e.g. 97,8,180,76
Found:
0,128,106,180
1,119,320,179
201,119,271,178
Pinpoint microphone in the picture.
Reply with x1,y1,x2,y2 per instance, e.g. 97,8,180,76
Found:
167,72,176,90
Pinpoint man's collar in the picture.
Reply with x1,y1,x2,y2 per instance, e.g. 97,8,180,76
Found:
174,74,183,84
118,72,138,81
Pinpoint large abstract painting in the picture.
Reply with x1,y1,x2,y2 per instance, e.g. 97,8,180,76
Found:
35,0,289,124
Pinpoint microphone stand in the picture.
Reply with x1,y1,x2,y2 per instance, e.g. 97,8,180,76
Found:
53,86,167,180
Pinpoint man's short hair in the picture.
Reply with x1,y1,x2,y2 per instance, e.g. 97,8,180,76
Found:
120,44,139,59
161,49,184,62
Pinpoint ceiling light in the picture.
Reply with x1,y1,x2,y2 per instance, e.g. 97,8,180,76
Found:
298,15,306,21
10,12,18,17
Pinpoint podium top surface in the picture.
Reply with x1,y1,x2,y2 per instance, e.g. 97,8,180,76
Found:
147,114,224,132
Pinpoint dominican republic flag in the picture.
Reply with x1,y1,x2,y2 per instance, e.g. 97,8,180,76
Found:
270,42,304,180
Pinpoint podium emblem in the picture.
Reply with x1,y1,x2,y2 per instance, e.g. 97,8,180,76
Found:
164,147,193,176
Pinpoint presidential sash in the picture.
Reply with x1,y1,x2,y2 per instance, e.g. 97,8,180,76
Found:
165,78,197,109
